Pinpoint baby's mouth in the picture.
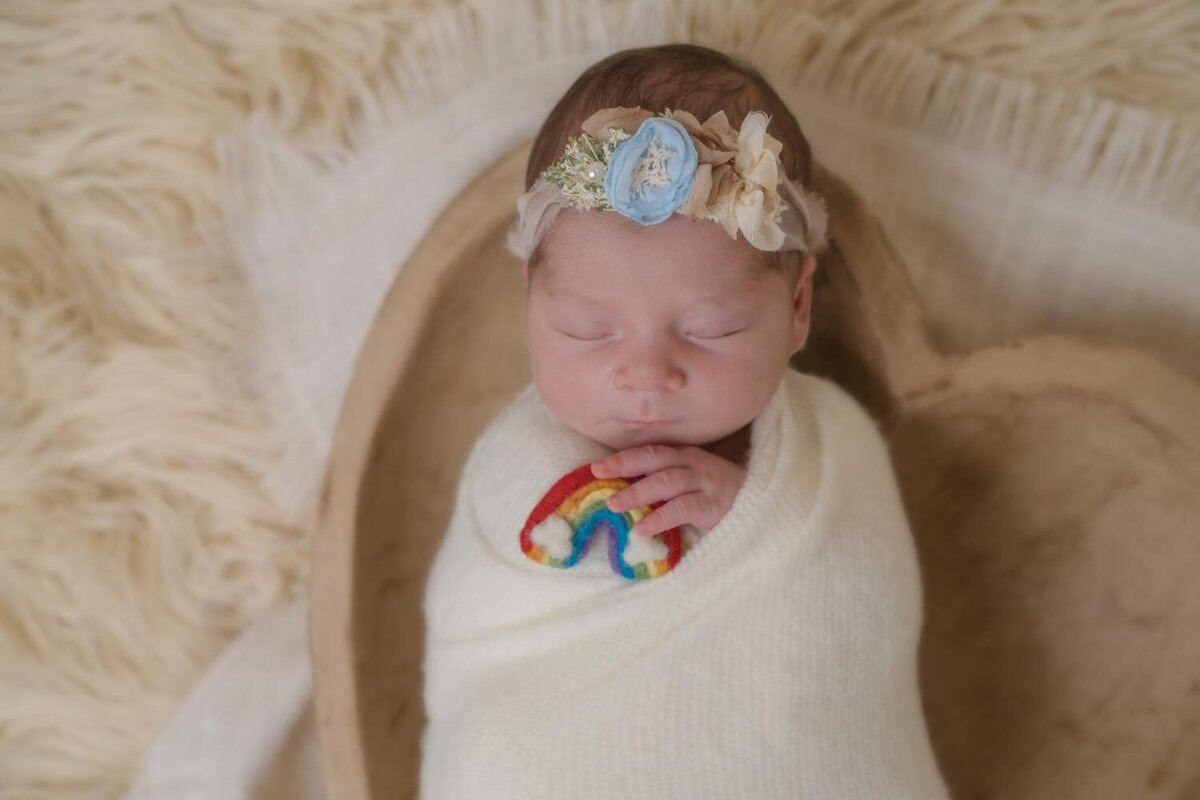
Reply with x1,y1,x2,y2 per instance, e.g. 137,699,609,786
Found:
616,418,675,429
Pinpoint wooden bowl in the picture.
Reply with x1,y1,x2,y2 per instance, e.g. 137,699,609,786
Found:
312,142,1200,800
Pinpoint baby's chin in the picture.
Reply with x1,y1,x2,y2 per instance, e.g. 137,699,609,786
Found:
580,419,719,453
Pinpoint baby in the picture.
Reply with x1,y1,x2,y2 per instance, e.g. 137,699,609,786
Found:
420,44,950,799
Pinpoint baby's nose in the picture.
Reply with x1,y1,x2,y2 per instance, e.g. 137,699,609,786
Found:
614,354,685,392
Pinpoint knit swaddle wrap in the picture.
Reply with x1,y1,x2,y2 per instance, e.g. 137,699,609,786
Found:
419,370,951,799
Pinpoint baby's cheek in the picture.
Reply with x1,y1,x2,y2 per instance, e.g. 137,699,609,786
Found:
697,359,779,421
701,351,767,389
531,351,597,419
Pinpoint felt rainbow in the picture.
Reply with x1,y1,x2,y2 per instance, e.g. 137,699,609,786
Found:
519,463,684,581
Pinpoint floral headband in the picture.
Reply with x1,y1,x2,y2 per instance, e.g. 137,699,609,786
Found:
505,106,829,262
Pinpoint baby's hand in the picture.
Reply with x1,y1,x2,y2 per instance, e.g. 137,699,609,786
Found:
590,445,747,537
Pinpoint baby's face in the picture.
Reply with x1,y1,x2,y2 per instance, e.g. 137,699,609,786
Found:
524,208,814,452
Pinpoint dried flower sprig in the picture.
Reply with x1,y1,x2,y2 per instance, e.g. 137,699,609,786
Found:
540,125,632,211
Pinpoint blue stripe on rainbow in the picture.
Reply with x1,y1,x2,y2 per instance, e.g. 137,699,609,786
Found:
519,463,684,580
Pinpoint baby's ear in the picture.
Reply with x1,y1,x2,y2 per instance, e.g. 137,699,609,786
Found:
791,253,816,303
798,251,816,285
790,252,817,352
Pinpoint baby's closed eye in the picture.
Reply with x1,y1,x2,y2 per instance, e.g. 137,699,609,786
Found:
684,324,746,339
557,328,614,341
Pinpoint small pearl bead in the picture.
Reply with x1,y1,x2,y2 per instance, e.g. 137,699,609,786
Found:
584,160,606,182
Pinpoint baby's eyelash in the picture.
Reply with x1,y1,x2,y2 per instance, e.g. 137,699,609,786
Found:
555,327,746,342
686,328,745,339
560,330,613,342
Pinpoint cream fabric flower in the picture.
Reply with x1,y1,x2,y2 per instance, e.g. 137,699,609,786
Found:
666,109,740,164
669,110,788,250
730,111,787,250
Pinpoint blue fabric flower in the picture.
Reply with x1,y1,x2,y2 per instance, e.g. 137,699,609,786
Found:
603,118,698,225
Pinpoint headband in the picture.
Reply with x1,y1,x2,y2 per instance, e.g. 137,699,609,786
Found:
506,106,829,263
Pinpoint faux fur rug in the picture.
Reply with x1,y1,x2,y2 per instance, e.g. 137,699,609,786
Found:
1,1,1197,798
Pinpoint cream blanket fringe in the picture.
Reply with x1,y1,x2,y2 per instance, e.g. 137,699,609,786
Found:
1,1,1197,798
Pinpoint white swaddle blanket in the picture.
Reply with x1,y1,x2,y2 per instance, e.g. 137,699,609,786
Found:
420,368,951,799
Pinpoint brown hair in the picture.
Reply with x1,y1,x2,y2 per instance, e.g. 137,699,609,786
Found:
524,43,814,277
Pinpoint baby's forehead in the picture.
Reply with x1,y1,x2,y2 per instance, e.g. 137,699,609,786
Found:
534,259,775,320
540,209,773,278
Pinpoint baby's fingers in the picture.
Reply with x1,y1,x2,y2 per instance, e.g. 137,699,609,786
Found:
632,492,707,537
607,467,699,513
591,444,698,479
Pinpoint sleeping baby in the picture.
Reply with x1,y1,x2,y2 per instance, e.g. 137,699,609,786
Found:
419,43,951,799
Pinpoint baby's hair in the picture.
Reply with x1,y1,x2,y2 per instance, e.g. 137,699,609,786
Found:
524,43,815,279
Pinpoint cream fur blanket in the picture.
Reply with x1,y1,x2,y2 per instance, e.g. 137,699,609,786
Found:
419,370,951,798
3,1,1199,798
